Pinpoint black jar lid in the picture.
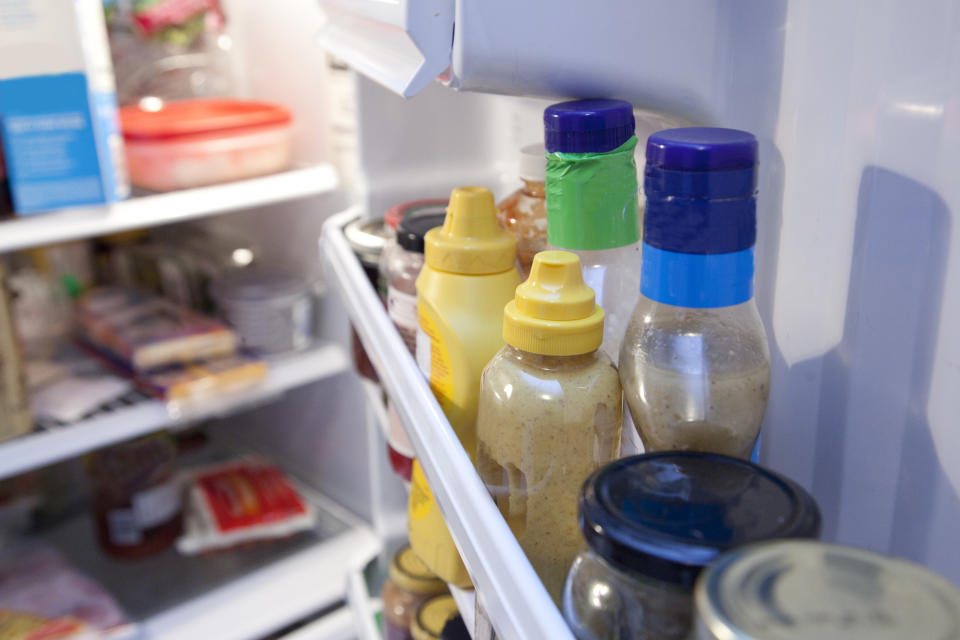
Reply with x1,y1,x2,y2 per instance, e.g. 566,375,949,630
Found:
579,452,821,589
398,212,447,254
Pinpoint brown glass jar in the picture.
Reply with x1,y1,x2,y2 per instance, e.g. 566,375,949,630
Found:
87,433,182,559
382,546,448,640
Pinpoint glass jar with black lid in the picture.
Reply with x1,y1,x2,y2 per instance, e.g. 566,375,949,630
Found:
562,452,822,640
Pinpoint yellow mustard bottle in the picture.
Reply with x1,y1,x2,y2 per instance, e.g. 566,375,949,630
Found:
408,460,471,588
415,186,522,458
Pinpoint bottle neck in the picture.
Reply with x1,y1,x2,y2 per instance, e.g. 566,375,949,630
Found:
640,243,755,309
505,344,598,368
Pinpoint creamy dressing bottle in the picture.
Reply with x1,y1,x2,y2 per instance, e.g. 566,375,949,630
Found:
476,251,622,604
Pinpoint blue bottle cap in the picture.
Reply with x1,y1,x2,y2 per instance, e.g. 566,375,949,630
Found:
646,127,758,171
579,452,822,588
543,99,635,153
643,127,758,256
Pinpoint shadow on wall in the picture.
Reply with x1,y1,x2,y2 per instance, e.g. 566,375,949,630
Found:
794,167,957,579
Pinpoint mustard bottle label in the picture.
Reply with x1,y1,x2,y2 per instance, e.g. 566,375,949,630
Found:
409,464,432,521
416,305,455,411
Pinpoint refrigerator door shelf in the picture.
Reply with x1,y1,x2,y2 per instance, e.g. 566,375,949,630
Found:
321,208,574,640
316,0,454,98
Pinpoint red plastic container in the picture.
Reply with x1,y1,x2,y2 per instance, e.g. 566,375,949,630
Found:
120,99,293,191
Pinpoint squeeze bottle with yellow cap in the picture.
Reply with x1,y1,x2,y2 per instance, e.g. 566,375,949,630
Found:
415,186,521,458
475,250,622,604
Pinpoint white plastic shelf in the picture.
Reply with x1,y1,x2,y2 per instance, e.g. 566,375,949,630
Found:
0,343,349,481
321,208,574,640
40,482,380,640
0,165,338,254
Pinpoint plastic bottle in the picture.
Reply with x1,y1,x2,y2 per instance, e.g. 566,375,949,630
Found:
497,143,547,278
543,99,641,360
476,251,622,604
619,128,770,459
415,186,521,459
408,460,472,588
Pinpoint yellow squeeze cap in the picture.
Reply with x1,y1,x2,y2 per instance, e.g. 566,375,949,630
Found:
425,186,517,275
503,251,605,356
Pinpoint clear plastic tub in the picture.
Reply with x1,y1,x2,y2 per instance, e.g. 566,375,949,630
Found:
120,99,293,191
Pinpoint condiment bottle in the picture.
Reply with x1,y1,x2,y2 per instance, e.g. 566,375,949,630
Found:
619,128,770,459
544,99,641,359
695,540,960,640
415,186,521,458
497,143,547,278
476,250,622,605
382,545,448,640
408,461,471,588
562,452,822,640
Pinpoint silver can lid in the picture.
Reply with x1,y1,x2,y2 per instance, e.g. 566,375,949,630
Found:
695,540,960,640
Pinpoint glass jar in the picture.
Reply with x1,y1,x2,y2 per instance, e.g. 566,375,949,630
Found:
411,594,460,640
620,128,770,459
562,452,822,640
382,545,447,640
497,143,547,278
87,433,182,559
695,540,960,640
477,251,621,605
382,212,446,355
344,217,390,381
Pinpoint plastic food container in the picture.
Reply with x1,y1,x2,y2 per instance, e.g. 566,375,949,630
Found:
120,99,293,191
212,270,313,355
562,452,822,640
695,540,960,640
382,546,448,640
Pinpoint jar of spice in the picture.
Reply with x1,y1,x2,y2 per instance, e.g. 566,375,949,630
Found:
562,452,821,640
87,433,182,559
382,545,448,640
344,217,390,381
381,212,446,355
695,540,960,640
476,251,621,605
497,143,547,278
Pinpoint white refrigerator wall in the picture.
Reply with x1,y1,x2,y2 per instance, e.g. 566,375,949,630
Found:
230,0,960,584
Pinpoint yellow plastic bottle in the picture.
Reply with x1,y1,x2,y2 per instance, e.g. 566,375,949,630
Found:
408,460,471,588
415,186,522,458
409,186,519,589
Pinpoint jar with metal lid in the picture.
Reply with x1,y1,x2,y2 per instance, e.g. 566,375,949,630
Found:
382,546,448,640
382,212,446,355
695,540,960,640
562,452,822,640
412,594,460,640
344,217,390,381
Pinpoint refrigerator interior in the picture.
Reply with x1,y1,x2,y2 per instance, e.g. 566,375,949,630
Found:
3,0,960,638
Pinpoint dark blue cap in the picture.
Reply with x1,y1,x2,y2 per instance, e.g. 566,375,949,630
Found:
543,99,635,153
646,127,758,171
643,127,758,254
579,452,821,588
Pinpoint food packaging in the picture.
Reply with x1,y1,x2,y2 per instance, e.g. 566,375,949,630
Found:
120,99,293,191
177,458,316,555
0,0,129,214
